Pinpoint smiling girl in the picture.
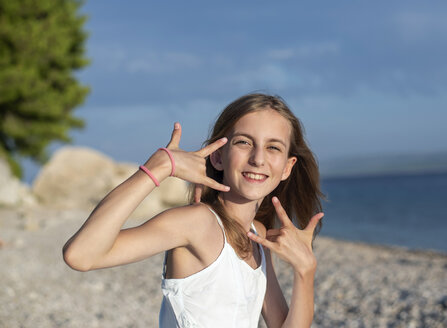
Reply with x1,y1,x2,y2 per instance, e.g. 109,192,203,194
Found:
63,93,324,328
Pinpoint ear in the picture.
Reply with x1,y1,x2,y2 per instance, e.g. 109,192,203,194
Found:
210,150,224,171
281,156,297,181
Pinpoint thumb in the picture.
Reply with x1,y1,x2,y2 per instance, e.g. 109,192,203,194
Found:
194,184,203,203
166,122,182,149
304,212,324,233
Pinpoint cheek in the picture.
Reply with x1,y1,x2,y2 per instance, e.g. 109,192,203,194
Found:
272,157,291,177
221,149,240,173
270,154,288,168
225,147,246,164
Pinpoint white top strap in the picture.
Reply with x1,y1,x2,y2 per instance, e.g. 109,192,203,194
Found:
205,206,227,242
163,205,227,278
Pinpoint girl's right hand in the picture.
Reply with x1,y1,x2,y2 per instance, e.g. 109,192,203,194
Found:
145,122,230,193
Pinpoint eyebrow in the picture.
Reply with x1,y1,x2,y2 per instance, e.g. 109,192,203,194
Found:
231,132,287,147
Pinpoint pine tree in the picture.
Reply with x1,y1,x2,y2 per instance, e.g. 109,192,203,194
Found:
0,0,89,178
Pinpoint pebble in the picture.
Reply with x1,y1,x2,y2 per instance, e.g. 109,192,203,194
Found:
1,209,446,327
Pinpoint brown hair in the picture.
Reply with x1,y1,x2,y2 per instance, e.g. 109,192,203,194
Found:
192,93,324,258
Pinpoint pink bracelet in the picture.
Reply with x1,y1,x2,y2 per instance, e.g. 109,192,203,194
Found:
139,165,160,186
158,147,175,176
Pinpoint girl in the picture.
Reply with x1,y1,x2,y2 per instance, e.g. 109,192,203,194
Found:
63,93,324,328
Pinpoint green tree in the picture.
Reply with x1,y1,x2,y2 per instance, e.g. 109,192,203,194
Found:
0,0,89,178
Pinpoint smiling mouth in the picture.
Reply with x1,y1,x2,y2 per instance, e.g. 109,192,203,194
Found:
242,172,268,182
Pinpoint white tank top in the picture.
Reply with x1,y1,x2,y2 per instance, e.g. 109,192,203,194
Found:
159,207,267,328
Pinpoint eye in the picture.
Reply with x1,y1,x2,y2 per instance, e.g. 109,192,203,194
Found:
267,145,282,152
234,139,251,146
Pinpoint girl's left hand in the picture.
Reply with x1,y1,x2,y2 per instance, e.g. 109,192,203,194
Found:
247,197,324,278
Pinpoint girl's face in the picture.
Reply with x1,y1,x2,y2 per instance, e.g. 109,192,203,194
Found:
212,108,297,203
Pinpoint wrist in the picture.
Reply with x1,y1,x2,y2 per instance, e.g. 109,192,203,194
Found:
292,259,317,280
293,268,315,285
141,149,172,183
158,147,175,176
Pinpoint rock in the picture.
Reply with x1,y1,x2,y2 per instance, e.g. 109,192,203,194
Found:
132,177,189,220
438,295,447,310
32,147,117,209
0,158,36,207
157,177,190,206
32,147,189,219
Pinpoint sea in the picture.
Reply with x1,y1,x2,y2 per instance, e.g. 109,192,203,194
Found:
319,172,447,254
21,158,446,253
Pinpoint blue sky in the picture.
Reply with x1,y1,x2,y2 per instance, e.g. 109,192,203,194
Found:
24,1,447,182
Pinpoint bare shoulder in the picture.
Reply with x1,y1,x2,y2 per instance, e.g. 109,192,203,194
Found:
166,202,216,225
159,201,212,218
150,202,217,240
253,220,267,238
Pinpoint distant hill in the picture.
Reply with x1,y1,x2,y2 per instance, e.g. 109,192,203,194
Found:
319,151,447,178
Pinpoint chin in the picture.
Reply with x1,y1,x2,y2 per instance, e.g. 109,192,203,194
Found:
224,179,278,202
235,188,271,202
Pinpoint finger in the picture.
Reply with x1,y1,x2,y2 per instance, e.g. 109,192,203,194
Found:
266,235,280,243
194,184,203,203
272,197,293,227
266,229,281,238
166,122,182,149
197,137,227,157
202,177,230,192
247,231,276,251
304,212,324,233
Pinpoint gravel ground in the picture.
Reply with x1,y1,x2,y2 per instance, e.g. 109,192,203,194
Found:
1,208,446,328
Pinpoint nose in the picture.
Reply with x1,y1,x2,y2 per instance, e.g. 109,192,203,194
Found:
249,147,265,167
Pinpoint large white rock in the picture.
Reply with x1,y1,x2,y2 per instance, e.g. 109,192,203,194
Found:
32,147,189,219
0,158,36,207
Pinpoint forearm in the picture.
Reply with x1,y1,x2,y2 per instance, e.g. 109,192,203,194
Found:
282,270,315,328
63,151,170,271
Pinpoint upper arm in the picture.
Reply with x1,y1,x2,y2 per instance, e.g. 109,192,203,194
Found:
253,221,289,328
91,203,209,269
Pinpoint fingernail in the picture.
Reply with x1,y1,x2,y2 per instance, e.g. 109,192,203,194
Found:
225,186,230,191
174,122,180,129
272,196,278,203
220,137,227,143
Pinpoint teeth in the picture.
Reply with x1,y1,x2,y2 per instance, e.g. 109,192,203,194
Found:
244,172,265,180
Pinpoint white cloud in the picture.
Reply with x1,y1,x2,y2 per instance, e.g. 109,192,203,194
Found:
394,11,447,41
267,41,340,60
88,43,127,72
227,64,292,90
267,48,295,60
126,52,201,73
88,43,202,73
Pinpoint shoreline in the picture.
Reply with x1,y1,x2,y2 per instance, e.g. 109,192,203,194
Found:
318,233,447,257
1,208,446,327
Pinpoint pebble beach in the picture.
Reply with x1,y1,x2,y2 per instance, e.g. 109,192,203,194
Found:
1,207,446,328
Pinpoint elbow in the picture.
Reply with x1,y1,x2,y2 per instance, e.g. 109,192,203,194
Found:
62,245,92,272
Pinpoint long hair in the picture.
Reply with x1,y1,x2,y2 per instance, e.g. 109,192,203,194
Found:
191,93,324,258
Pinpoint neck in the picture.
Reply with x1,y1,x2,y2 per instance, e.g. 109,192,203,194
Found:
218,193,263,232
